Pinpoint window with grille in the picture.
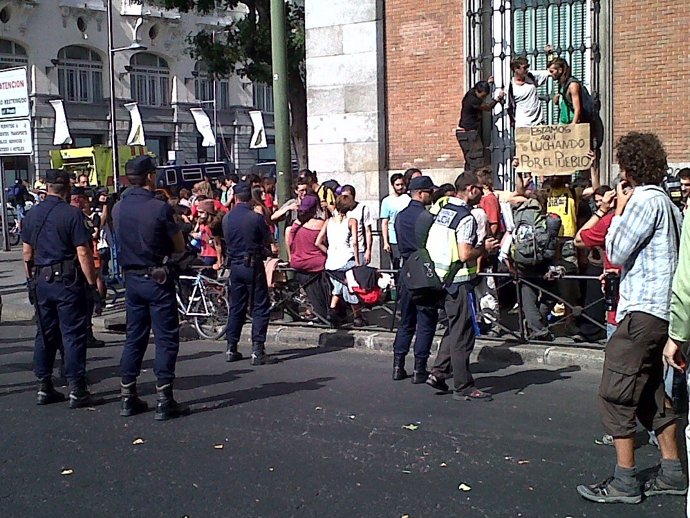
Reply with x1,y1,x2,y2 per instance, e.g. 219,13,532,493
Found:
253,82,273,114
465,0,598,187
194,62,231,109
0,39,28,70
130,53,170,107
57,46,103,103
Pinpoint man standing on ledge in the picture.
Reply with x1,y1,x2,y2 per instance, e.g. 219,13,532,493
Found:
113,156,189,421
456,79,505,172
223,182,277,366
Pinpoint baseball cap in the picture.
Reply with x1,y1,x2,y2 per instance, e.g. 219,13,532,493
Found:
408,176,437,191
45,169,71,185
125,156,157,177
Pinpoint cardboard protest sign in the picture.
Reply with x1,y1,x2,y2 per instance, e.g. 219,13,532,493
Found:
515,123,592,176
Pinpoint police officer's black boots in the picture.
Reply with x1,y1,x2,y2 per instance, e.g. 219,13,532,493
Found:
155,383,191,421
86,327,105,348
68,379,96,409
250,342,278,366
36,377,66,405
392,354,408,381
411,357,429,384
225,343,244,362
120,381,149,417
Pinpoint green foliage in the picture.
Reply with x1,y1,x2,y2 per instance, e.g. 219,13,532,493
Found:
158,0,305,85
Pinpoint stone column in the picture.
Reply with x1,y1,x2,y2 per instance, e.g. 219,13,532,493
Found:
305,0,387,266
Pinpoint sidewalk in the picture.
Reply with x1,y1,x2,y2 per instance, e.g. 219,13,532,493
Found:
0,249,605,371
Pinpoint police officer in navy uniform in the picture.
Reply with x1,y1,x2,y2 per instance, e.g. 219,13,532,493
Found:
391,176,439,383
223,182,277,365
21,169,100,408
112,156,189,421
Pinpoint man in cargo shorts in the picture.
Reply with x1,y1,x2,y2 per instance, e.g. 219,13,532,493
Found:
576,132,686,504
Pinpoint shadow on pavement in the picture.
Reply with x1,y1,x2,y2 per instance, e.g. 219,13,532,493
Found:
476,365,581,395
0,344,34,354
188,376,335,414
272,343,352,362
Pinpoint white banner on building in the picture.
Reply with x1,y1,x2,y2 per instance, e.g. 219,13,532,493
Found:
249,110,267,149
190,108,216,147
124,102,145,146
48,99,72,146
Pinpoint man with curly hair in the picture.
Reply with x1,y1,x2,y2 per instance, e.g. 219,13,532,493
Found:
577,133,686,504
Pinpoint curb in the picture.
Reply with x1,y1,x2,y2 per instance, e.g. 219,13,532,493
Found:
99,315,604,371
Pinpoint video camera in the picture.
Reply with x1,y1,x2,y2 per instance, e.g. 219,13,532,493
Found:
663,173,684,209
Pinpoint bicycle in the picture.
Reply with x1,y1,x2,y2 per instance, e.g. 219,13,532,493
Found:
1,204,21,247
176,268,229,340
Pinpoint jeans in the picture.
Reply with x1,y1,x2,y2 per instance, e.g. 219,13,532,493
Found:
520,277,558,337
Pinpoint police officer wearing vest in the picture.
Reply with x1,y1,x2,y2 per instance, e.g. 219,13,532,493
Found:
223,182,277,365
112,156,189,420
22,169,100,408
391,176,439,383
425,172,500,401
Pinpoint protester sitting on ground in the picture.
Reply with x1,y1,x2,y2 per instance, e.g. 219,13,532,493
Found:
315,194,366,326
341,185,373,266
286,194,330,321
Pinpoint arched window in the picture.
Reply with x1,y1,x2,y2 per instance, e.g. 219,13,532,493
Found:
57,46,103,103
194,62,230,110
0,39,28,70
130,53,170,107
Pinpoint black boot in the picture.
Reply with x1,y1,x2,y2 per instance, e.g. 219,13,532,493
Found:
392,354,408,381
86,328,105,348
120,381,149,417
225,343,244,362
68,379,97,409
251,342,278,366
37,377,66,405
155,383,190,421
411,357,429,384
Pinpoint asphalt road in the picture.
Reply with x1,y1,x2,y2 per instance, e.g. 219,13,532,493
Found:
0,320,685,518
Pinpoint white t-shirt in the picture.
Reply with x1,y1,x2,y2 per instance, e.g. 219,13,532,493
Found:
347,202,373,252
325,216,354,270
510,70,550,127
380,193,411,244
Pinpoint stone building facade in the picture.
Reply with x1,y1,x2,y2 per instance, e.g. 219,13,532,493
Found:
0,0,276,184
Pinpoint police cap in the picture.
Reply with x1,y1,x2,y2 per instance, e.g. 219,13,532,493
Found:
233,182,251,197
45,169,71,185
126,156,157,177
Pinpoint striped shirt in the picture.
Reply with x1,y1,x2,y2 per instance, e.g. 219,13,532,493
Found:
606,185,683,323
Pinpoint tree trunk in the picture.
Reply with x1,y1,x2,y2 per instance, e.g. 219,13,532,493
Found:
288,77,308,171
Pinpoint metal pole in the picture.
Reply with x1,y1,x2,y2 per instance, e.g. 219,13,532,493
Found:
0,160,10,251
270,0,291,258
212,31,219,162
107,0,120,192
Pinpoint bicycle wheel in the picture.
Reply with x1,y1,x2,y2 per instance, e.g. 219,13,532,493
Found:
9,229,20,247
193,289,229,340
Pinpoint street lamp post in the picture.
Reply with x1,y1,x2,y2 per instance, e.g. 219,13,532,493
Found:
107,0,147,192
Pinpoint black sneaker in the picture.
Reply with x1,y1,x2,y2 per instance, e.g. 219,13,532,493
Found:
643,473,688,497
425,374,449,392
576,477,642,504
